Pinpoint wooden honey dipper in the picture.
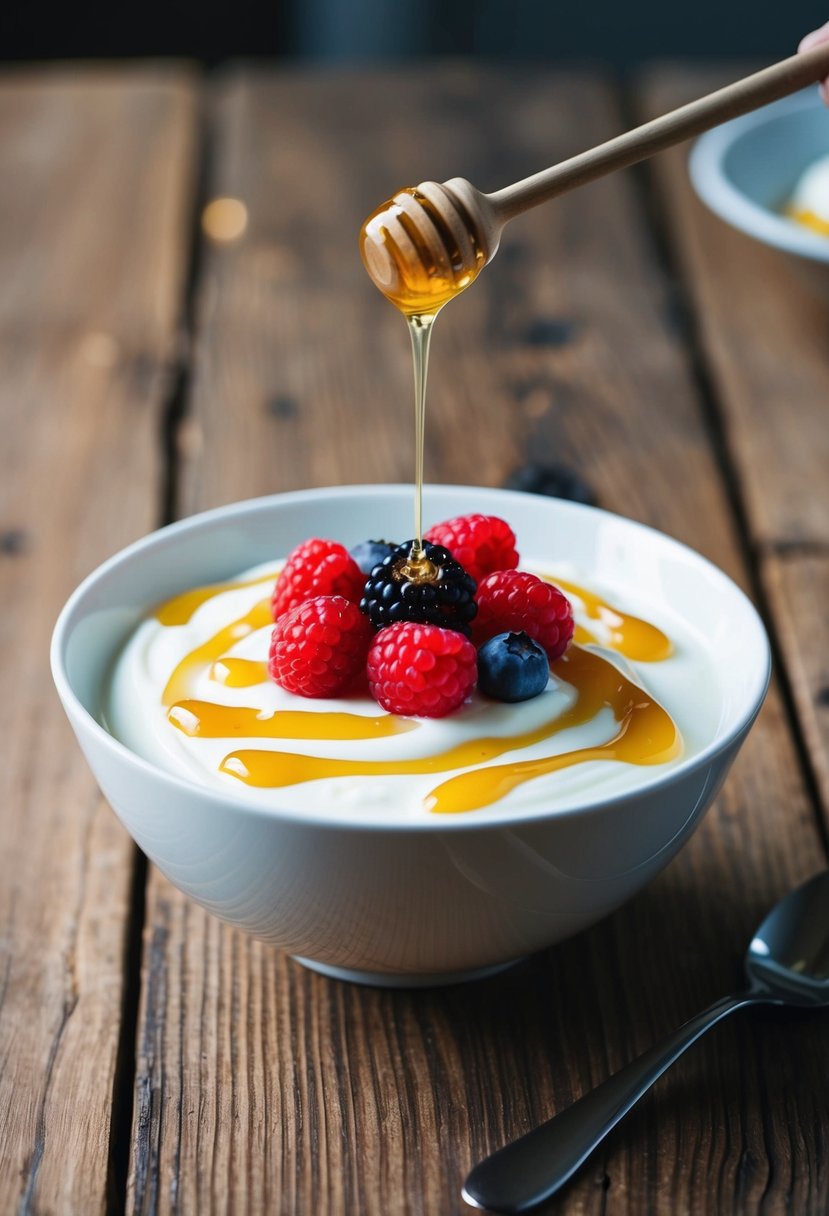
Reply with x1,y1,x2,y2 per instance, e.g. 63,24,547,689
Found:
361,45,829,315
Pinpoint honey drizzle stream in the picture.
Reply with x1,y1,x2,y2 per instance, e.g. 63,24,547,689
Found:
220,646,681,813
360,187,484,565
409,312,435,558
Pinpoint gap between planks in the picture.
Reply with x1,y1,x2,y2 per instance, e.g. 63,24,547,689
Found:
0,65,199,1216
109,77,215,1216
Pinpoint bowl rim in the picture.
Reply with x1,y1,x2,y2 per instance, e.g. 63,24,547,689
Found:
689,88,829,265
51,483,772,834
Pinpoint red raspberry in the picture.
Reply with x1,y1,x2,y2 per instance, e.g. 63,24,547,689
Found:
424,513,519,583
367,622,477,718
268,595,373,698
272,538,365,620
473,570,574,660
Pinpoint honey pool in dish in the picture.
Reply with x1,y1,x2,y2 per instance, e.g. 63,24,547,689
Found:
104,560,722,819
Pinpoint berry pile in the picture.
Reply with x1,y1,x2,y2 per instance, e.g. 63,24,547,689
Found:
266,513,574,717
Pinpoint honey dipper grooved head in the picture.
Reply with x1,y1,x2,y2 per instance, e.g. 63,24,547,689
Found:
360,178,500,315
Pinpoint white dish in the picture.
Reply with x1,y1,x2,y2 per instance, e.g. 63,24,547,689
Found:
51,485,770,985
690,89,829,273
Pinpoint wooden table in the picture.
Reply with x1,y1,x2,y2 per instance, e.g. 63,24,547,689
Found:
2,61,828,1216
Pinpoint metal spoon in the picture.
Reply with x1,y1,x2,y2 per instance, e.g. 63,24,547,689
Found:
463,871,829,1214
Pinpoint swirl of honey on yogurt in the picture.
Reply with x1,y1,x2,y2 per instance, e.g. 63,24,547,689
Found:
154,567,680,814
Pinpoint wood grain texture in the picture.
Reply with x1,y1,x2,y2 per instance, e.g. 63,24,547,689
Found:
636,65,829,550
130,66,828,1214
638,66,829,835
0,66,197,1213
489,44,829,218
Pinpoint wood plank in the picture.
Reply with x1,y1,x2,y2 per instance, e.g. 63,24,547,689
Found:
636,64,829,551
0,66,197,1214
637,65,829,831
764,554,829,810
131,66,828,1214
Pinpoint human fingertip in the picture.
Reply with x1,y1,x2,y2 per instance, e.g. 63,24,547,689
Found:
799,20,829,52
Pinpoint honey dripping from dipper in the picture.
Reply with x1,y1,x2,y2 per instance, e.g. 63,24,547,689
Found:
360,184,489,572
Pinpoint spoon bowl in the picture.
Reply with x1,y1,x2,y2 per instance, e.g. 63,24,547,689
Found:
747,871,829,1004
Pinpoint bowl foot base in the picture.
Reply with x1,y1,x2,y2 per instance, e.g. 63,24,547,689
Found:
291,954,524,988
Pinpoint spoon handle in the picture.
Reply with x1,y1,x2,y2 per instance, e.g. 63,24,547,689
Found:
486,44,829,222
463,991,761,1214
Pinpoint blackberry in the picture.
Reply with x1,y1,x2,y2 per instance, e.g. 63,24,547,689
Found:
360,540,477,634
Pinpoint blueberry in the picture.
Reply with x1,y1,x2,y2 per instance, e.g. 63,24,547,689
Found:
477,631,549,702
350,539,397,576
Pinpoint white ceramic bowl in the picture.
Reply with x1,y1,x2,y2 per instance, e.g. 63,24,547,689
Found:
690,89,829,278
51,485,770,986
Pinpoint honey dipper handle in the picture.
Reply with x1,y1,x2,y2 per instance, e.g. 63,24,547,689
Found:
486,45,829,221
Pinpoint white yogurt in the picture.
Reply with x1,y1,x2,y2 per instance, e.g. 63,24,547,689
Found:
788,153,829,232
104,560,722,819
